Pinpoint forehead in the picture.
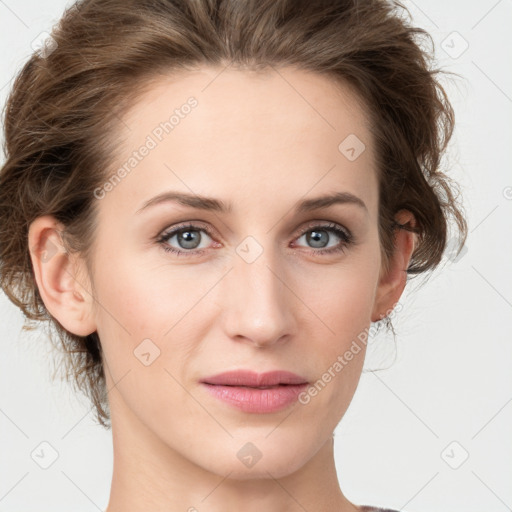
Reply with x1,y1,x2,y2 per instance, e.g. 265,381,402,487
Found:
106,65,377,218
123,65,371,142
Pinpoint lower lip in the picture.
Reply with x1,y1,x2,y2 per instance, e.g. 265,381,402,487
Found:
200,383,309,413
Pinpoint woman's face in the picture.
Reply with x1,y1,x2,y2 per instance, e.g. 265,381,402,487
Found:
75,66,387,478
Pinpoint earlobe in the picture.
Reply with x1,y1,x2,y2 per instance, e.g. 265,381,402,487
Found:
28,215,97,336
371,209,417,322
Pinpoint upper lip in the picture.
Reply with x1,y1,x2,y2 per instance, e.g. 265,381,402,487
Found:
200,370,308,387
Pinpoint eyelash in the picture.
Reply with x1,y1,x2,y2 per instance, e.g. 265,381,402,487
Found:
155,221,354,258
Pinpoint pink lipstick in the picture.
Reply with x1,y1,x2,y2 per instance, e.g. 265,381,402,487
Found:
200,370,309,413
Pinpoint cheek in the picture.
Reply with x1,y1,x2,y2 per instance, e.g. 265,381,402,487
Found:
91,254,217,385
299,255,380,342
293,254,379,407
90,256,166,375
93,244,197,333
91,261,196,428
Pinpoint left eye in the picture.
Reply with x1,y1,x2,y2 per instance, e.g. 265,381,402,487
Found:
294,224,350,251
156,222,353,257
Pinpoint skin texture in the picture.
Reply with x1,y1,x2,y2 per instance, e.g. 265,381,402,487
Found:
28,66,416,512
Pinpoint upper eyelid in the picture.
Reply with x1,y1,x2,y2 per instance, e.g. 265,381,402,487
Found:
159,220,216,239
297,221,350,236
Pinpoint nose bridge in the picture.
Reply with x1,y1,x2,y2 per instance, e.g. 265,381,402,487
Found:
222,234,294,346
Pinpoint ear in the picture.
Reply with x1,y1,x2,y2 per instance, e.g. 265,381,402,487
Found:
28,215,97,336
371,209,417,322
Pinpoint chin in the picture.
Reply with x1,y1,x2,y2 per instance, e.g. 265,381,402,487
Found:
194,435,318,481
209,455,308,482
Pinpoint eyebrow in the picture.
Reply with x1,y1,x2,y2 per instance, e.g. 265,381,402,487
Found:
135,190,368,215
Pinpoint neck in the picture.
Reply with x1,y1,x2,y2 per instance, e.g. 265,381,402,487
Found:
105,398,359,512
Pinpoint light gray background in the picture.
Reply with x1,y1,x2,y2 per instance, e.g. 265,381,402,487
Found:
1,1,511,511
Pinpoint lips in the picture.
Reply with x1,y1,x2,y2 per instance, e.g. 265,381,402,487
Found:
199,370,309,413
200,370,308,387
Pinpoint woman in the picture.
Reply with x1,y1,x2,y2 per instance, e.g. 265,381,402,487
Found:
0,0,467,510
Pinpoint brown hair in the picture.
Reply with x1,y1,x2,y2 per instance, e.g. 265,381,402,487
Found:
0,0,467,428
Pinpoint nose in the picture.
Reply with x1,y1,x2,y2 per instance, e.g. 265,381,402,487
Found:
221,242,296,348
